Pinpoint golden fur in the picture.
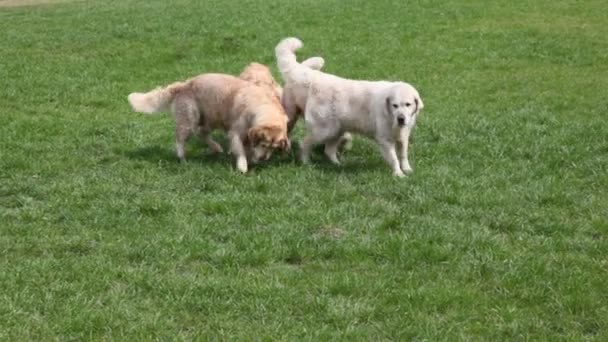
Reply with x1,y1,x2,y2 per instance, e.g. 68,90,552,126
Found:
239,62,283,100
127,63,289,173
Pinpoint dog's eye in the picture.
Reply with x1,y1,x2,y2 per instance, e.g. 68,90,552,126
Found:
405,102,412,107
392,104,398,109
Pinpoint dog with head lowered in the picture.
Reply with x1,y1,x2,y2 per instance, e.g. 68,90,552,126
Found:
275,37,424,177
127,63,289,173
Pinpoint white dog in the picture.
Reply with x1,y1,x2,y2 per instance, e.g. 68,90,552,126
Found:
275,38,424,177
281,56,323,131
281,56,354,150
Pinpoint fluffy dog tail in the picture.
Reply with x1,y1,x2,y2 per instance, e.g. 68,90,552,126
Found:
275,37,312,84
127,81,188,114
301,56,325,70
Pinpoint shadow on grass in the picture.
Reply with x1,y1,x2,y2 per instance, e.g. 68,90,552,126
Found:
121,145,228,165
304,143,383,174
252,145,378,175
309,157,380,175
119,145,296,173
119,143,378,175
122,145,177,163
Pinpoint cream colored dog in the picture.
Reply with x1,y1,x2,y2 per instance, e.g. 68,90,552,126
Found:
280,56,353,150
276,38,424,177
127,63,289,173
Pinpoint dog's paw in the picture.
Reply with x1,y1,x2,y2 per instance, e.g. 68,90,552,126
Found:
300,152,311,165
341,140,353,151
340,133,353,151
236,157,248,173
209,144,224,154
393,170,406,178
324,151,340,165
400,161,413,174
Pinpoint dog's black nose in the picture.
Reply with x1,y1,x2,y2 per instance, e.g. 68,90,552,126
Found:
397,115,406,126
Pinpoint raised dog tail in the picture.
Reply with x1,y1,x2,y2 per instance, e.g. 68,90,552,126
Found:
275,37,311,84
127,81,188,114
301,56,325,71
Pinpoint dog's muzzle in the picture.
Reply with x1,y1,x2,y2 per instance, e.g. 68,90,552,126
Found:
397,115,406,127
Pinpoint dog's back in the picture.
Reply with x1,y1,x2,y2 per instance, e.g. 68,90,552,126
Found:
186,74,248,130
239,63,283,100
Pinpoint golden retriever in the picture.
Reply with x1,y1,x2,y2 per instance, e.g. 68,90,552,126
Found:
127,63,289,173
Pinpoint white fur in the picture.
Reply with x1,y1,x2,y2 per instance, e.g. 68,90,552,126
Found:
301,56,324,70
275,37,424,177
280,52,353,150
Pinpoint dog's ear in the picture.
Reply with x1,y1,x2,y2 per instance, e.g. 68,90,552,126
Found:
415,96,424,114
277,137,291,152
247,128,257,145
248,127,264,145
385,96,393,114
249,126,283,145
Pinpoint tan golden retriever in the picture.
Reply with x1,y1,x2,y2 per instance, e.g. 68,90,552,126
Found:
127,63,289,173
238,62,283,100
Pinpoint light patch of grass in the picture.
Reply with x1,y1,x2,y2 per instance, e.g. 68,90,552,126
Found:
0,0,75,7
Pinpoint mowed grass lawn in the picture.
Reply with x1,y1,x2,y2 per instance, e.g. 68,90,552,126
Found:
1,0,607,339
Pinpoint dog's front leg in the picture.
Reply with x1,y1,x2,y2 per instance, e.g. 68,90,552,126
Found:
377,139,404,177
397,128,413,174
229,132,248,173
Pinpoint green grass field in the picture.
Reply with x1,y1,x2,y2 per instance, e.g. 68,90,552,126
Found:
1,0,607,339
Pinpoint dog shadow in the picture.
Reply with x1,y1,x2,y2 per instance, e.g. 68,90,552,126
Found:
121,145,228,166
305,155,378,175
119,143,296,172
253,144,375,175
120,142,377,175
123,145,176,163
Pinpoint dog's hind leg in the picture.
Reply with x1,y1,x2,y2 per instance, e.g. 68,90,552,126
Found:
198,127,223,154
300,134,315,164
175,127,190,162
324,137,342,164
173,95,199,162
205,136,224,154
301,106,341,163
301,127,341,164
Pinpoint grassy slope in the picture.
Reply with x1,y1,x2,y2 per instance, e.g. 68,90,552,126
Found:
0,0,607,339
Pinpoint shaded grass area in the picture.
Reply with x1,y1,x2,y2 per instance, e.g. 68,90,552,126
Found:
1,0,607,339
